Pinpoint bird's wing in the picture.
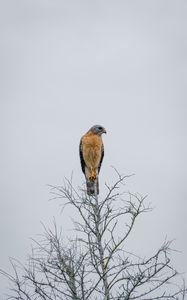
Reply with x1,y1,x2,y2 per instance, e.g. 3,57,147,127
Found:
79,139,86,174
98,143,104,173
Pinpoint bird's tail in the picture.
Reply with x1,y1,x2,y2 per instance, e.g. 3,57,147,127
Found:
86,177,99,196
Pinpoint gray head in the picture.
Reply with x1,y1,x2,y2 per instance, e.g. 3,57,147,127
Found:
90,125,107,135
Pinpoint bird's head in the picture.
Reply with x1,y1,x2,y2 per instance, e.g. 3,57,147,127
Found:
90,125,107,135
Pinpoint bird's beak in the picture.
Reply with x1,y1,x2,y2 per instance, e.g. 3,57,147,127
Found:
103,128,107,134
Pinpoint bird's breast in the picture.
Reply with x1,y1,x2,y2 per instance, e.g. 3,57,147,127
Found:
82,135,102,166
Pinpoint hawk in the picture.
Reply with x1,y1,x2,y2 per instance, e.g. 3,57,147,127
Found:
79,125,106,195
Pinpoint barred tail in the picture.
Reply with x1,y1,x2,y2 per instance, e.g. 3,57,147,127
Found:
86,178,99,195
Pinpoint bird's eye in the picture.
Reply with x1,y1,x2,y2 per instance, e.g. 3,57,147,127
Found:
98,126,103,130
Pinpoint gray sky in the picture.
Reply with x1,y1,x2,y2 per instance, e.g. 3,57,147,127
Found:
0,0,187,296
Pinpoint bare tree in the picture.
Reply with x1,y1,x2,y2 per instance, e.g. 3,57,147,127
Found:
1,171,186,299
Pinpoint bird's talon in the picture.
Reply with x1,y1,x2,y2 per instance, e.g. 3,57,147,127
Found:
89,175,97,181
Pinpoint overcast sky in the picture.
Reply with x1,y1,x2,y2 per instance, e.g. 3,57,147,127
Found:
0,0,187,297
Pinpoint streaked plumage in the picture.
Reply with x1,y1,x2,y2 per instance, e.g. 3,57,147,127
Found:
79,125,106,195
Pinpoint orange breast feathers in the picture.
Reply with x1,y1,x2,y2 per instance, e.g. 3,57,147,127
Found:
81,133,103,170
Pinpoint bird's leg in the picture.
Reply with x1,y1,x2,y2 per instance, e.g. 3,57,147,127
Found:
89,168,97,181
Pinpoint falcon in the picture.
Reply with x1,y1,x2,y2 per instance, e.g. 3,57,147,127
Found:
79,125,106,195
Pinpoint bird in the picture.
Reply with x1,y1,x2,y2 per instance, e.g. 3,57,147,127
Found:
79,125,106,195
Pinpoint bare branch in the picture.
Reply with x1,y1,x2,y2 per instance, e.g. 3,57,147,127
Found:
1,171,186,300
